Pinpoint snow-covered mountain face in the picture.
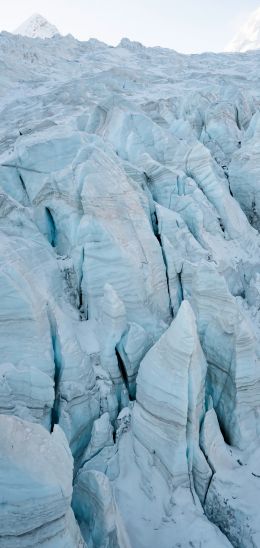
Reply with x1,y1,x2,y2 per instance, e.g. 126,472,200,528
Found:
226,7,260,52
14,13,59,39
1,26,260,548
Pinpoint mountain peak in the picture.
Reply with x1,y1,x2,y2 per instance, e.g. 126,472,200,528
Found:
226,7,260,52
14,13,59,39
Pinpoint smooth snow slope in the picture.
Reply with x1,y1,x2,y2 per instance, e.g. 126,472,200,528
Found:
0,24,260,548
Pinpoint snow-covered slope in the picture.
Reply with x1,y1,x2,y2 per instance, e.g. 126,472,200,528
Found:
226,7,260,52
0,26,260,548
14,13,59,39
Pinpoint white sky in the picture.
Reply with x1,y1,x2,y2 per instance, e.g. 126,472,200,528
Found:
0,0,259,53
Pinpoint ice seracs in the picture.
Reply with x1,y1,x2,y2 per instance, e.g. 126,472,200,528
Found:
229,110,260,231
182,261,260,450
0,23,260,548
201,407,260,547
109,303,231,547
0,415,85,547
133,300,207,488
0,363,54,429
73,470,131,547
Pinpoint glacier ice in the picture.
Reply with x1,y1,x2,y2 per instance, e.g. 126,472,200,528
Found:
201,407,260,546
0,415,85,547
73,469,131,548
0,363,54,428
132,300,207,488
229,111,260,231
0,23,260,547
107,305,232,547
182,261,260,449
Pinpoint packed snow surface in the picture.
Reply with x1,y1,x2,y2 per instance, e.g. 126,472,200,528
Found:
0,18,260,548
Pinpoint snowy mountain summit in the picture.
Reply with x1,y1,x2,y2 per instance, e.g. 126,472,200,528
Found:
226,6,260,52
14,13,59,39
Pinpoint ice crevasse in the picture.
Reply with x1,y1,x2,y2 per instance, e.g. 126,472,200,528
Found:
0,27,260,547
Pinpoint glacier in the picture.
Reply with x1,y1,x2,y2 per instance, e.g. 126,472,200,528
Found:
0,18,260,547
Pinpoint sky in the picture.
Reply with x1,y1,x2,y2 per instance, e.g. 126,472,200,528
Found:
0,0,260,53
